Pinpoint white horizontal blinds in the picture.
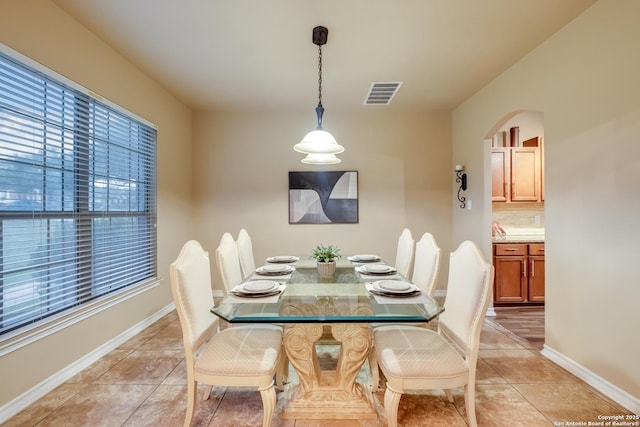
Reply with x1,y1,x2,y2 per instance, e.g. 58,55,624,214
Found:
88,103,157,296
0,51,157,335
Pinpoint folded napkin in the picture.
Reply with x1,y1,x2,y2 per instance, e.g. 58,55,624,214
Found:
365,282,430,304
226,284,287,303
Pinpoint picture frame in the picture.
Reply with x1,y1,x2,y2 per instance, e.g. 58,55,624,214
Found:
288,171,358,224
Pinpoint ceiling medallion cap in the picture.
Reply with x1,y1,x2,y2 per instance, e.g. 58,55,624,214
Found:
294,130,344,155
313,26,328,46
301,153,342,165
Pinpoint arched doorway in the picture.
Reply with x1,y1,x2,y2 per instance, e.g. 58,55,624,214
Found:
486,110,545,350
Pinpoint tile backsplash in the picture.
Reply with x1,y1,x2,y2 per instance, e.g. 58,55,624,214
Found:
492,202,545,232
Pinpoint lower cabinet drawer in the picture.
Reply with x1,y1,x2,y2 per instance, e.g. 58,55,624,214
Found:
529,243,545,255
494,244,527,256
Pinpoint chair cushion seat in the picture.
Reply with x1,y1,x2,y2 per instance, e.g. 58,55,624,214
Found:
374,326,468,380
195,325,282,377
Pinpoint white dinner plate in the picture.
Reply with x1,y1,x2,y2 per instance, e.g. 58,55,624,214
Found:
240,280,279,293
373,280,414,293
351,254,381,262
256,264,294,275
361,264,395,274
266,255,299,263
260,264,291,273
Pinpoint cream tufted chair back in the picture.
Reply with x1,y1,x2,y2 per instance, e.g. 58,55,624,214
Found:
394,228,415,278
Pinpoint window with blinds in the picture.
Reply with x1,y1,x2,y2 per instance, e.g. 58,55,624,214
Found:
0,50,157,336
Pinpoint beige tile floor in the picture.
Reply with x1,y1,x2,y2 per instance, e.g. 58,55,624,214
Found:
2,312,632,427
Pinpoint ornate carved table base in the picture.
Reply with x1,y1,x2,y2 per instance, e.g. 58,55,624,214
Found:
282,323,377,420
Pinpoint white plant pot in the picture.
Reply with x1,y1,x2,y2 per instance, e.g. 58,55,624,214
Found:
317,261,336,277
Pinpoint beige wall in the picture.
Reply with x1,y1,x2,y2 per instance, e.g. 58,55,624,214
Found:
0,1,193,406
193,108,453,292
453,0,640,400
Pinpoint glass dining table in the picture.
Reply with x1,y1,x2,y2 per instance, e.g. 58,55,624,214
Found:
211,258,444,420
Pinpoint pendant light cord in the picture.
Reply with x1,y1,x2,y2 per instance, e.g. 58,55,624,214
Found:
317,44,323,108
315,44,325,129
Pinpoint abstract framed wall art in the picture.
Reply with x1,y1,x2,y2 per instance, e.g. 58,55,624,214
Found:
289,171,358,224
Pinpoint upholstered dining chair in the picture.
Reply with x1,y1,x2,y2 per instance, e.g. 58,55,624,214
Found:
218,232,290,386
394,228,415,278
411,232,441,297
236,228,256,279
367,232,441,389
170,240,283,427
215,232,243,294
371,240,493,427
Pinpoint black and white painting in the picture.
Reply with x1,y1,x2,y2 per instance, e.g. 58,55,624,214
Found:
289,171,358,224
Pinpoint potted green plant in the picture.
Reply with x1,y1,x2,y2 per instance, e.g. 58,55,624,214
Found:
311,243,341,276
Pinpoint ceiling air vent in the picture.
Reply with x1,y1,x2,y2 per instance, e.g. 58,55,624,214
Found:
364,82,403,105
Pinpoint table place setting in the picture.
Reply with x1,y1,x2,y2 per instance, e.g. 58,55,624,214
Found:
347,254,382,264
356,263,401,279
366,280,430,304
227,280,286,303
265,255,299,264
255,263,296,277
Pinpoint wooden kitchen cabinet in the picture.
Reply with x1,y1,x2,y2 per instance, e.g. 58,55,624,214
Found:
510,147,540,201
527,243,545,302
493,243,545,304
540,137,545,201
491,148,509,202
493,243,527,303
491,144,543,202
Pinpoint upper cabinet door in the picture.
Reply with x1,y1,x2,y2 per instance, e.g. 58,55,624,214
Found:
540,137,545,201
491,148,509,202
510,147,541,202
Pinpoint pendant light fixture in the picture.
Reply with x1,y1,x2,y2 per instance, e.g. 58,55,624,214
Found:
294,26,344,164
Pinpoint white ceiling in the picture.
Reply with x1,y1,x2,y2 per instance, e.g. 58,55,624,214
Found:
52,0,596,112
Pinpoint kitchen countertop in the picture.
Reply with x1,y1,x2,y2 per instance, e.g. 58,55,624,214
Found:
493,235,545,243
492,227,545,243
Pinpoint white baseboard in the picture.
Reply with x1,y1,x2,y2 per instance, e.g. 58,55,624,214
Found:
541,344,640,414
0,303,176,424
